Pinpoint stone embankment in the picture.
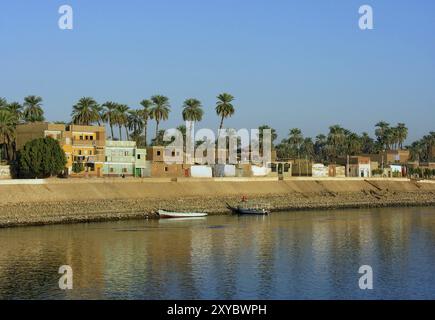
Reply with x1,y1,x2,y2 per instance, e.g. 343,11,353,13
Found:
0,178,434,227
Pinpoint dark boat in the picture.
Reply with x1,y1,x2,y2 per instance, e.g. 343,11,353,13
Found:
226,202,270,215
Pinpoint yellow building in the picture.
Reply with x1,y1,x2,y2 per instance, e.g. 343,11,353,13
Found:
16,122,106,176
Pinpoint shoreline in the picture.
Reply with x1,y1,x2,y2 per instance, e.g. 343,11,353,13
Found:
1,178,434,228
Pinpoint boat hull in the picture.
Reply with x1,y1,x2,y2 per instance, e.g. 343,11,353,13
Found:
158,210,208,218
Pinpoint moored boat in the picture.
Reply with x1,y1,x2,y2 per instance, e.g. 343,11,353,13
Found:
157,209,208,218
226,202,270,215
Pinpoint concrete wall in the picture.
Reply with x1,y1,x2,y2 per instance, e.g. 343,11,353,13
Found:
0,165,11,179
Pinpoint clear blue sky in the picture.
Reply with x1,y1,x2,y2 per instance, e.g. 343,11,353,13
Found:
1,0,434,143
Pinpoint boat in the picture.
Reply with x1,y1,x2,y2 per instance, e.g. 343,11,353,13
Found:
157,209,208,219
226,202,270,215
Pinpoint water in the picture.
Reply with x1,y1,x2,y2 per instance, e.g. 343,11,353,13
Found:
1,207,435,300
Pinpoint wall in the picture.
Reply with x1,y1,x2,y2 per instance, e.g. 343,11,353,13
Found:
0,165,11,179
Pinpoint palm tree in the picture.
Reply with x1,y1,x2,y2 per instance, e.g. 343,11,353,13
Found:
101,101,118,139
215,93,235,130
288,128,303,159
6,102,23,123
71,97,100,125
0,98,7,109
396,123,408,149
140,99,152,147
182,98,203,151
128,110,144,135
0,110,16,161
150,95,171,141
346,132,362,155
375,121,390,150
23,95,44,122
116,104,130,140
360,132,375,154
327,125,346,159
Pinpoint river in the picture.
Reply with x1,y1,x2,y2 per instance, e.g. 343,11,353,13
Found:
1,207,435,299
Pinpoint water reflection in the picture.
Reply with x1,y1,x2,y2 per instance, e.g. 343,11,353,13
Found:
0,207,435,299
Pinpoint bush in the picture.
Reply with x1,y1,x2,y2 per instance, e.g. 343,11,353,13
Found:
72,162,84,173
15,137,67,178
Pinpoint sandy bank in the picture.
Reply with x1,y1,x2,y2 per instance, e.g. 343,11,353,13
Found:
0,178,434,228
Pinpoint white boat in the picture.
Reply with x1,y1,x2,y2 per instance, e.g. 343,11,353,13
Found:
157,209,208,219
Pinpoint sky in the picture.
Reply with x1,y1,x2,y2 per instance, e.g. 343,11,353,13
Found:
0,0,434,143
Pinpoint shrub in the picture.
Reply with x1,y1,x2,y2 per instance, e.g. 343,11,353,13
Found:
15,137,67,178
72,162,84,173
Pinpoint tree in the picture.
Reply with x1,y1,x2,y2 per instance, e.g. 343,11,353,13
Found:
258,125,278,148
102,101,118,139
128,109,144,143
71,97,100,125
375,121,390,150
16,137,67,178
116,104,130,140
150,95,171,141
327,125,346,160
215,93,235,130
140,99,152,147
23,95,44,122
314,134,327,162
0,109,16,161
360,132,375,154
396,123,408,149
288,128,303,159
182,98,203,151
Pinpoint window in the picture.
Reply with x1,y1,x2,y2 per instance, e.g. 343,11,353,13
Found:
172,151,175,157
90,136,94,141
157,151,161,156
78,150,82,155
89,150,92,155
80,136,83,140
137,154,141,160
110,168,114,173
85,135,89,140
164,167,168,172
123,168,128,173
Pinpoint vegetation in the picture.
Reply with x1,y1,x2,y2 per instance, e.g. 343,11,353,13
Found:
15,137,67,178
1,94,433,177
215,93,235,130
72,162,84,174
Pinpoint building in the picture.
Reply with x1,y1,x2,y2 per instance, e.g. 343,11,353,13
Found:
364,150,410,166
103,140,149,177
336,156,371,177
69,125,105,176
16,122,106,176
147,146,188,177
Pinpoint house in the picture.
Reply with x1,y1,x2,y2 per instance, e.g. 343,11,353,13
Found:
147,145,188,177
103,140,150,177
104,140,136,177
364,150,410,166
16,122,106,176
336,156,371,177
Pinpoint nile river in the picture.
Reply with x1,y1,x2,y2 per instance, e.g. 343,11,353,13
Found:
1,207,435,299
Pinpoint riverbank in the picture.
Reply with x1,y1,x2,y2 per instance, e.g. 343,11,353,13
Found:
1,178,434,228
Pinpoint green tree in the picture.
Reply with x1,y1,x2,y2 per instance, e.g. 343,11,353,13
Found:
150,95,171,141
115,104,130,140
128,109,144,143
16,137,67,178
140,99,152,147
288,128,303,159
71,97,100,125
23,95,45,122
215,93,235,130
396,123,408,149
0,109,16,161
102,101,118,139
